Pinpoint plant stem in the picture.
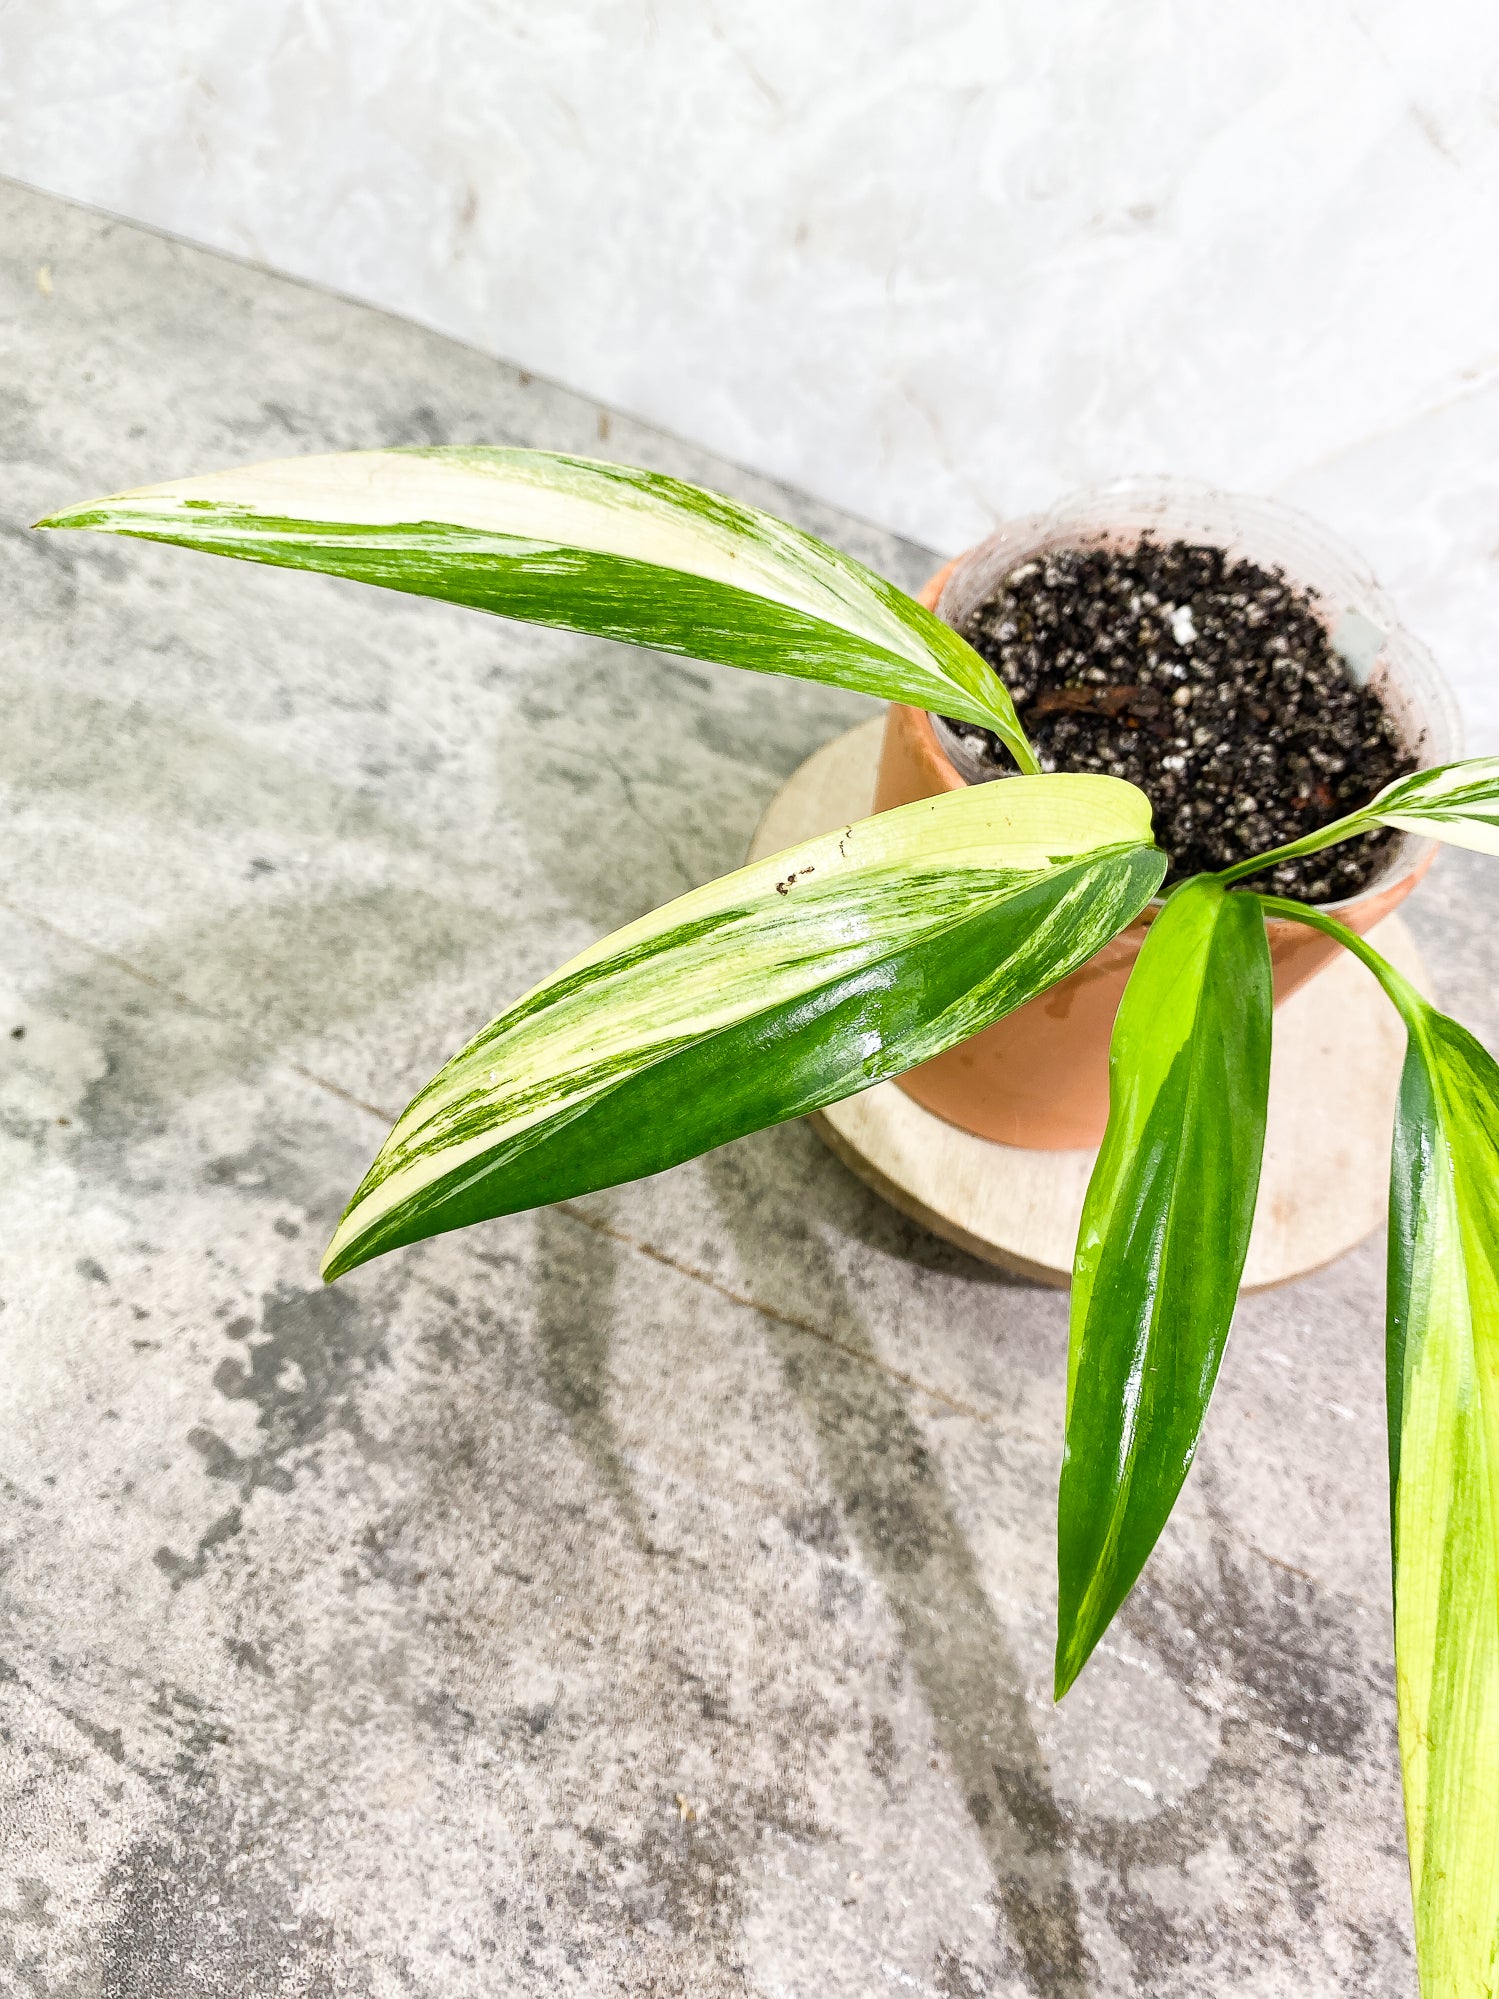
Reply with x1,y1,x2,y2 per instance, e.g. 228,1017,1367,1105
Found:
1254,892,1425,1025
1217,810,1374,886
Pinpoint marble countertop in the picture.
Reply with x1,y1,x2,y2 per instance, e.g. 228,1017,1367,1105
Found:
4,178,1484,1996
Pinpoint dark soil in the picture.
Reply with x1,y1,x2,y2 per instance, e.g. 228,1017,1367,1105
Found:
941,535,1417,899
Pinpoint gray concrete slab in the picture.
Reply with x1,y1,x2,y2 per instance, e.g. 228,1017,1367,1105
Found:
0,175,1469,1994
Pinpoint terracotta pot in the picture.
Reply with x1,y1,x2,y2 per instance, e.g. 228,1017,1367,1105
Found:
877,482,1462,1150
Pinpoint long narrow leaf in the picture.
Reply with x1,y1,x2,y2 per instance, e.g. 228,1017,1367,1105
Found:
37,446,1035,765
1055,877,1272,1696
1386,1002,1499,1996
322,774,1162,1278
1256,896,1499,1995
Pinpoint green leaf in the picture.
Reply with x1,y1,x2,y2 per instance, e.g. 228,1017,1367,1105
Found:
37,445,1036,767
1385,999,1499,1996
1366,758,1499,858
322,773,1163,1279
1055,876,1272,1697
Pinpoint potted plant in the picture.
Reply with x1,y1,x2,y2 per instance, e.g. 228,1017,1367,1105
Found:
39,449,1499,1996
873,480,1461,1148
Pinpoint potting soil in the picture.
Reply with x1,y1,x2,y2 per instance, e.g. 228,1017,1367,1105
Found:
942,536,1416,899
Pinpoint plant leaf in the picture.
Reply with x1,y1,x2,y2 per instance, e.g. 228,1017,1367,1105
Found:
37,446,1035,765
1366,758,1499,857
322,773,1162,1278
1055,876,1272,1697
1385,999,1499,1995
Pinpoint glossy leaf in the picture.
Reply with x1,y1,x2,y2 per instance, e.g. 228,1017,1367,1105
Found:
1386,998,1499,1996
322,773,1163,1278
37,446,1036,767
1055,876,1272,1697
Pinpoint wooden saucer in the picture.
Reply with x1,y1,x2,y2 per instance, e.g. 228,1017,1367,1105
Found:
749,717,1430,1289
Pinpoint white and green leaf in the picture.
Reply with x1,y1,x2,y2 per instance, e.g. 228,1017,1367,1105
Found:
38,446,1035,765
1365,759,1499,858
1262,895,1499,1997
321,772,1162,1278
1386,997,1499,1997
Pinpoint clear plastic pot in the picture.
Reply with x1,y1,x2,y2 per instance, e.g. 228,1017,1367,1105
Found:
873,478,1463,1149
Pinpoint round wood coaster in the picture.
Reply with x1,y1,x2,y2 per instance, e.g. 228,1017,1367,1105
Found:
749,717,1431,1290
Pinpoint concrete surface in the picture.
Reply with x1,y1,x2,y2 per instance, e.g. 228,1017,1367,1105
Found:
4,177,1489,1995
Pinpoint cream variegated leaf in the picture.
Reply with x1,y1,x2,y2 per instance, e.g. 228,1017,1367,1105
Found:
38,446,1035,765
1368,759,1499,857
1262,895,1499,1999
1386,998,1499,1998
321,773,1162,1277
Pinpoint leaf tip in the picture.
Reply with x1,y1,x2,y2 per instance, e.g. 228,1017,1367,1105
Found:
1052,1646,1083,1704
1053,1590,1109,1700
32,503,108,533
319,1225,368,1285
321,1179,406,1280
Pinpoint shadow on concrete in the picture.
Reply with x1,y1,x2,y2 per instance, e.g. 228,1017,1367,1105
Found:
530,1199,648,1548
497,673,1088,1984
704,1132,1092,1997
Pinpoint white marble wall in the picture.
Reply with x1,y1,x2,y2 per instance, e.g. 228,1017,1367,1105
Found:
4,0,1498,740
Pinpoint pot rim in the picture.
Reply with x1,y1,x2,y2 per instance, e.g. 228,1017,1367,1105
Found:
925,477,1462,917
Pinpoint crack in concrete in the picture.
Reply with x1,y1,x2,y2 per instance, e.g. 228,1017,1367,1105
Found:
551,1200,998,1421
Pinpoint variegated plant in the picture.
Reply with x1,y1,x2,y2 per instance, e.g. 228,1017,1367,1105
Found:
40,450,1499,1996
